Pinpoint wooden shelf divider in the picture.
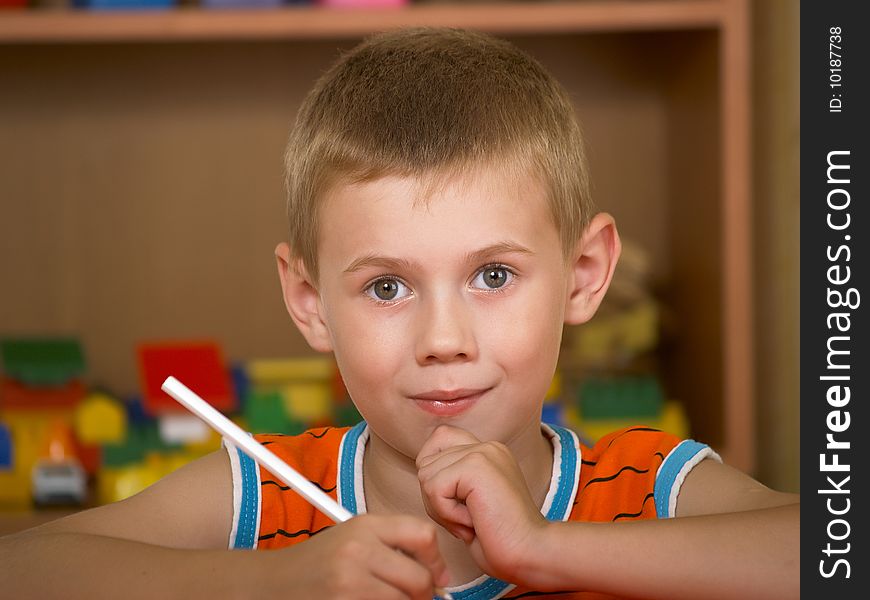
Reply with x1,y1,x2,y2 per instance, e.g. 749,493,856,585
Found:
0,1,727,44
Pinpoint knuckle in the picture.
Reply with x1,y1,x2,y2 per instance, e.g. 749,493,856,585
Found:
419,521,437,545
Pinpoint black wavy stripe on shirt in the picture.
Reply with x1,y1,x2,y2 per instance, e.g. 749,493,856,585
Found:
580,465,650,491
573,451,666,507
604,427,662,451
612,492,656,521
258,525,332,541
257,428,334,444
261,479,336,494
305,427,333,439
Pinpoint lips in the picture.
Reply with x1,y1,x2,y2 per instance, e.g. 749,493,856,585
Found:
410,388,489,417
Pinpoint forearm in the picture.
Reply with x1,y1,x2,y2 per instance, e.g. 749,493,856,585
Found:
0,530,260,599
524,503,799,600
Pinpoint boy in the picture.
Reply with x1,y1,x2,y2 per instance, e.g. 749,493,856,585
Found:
0,27,798,599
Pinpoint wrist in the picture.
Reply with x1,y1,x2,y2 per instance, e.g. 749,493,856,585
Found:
515,520,592,591
512,519,567,590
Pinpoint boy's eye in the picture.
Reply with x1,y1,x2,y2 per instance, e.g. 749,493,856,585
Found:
367,278,410,302
473,266,512,290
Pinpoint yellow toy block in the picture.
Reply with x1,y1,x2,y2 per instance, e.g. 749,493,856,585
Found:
97,455,166,505
247,357,334,384
282,382,332,423
545,371,562,401
74,393,127,445
0,471,31,508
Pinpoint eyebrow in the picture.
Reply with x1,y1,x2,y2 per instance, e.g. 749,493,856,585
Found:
342,241,535,274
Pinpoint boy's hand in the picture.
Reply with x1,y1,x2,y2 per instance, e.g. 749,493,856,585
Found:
416,425,548,582
260,514,449,600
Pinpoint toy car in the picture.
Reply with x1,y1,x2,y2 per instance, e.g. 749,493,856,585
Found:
31,459,88,506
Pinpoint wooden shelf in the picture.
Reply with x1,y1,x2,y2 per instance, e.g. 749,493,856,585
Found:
1,1,727,44
0,0,754,473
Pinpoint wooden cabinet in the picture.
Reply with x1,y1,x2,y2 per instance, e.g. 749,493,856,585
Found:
0,1,754,471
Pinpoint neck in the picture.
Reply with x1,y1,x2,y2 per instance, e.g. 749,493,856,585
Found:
361,422,555,584
363,423,554,514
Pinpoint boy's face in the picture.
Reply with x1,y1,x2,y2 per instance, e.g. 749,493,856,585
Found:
301,167,576,458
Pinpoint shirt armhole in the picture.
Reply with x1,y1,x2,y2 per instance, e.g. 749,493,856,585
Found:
653,440,722,519
222,439,261,549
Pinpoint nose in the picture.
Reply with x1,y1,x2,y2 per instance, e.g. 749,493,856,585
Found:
414,292,478,365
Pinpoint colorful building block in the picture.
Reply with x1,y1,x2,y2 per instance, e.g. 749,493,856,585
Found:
157,414,210,445
137,341,235,415
0,377,85,411
244,390,304,435
0,423,11,469
246,356,334,384
282,382,332,423
74,392,128,445
0,337,85,387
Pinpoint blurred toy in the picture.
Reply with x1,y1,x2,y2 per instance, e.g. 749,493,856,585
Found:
0,423,11,469
71,0,175,9
137,340,236,415
32,459,88,506
157,414,210,445
565,375,689,442
0,337,85,387
74,391,128,445
245,356,336,427
562,240,660,369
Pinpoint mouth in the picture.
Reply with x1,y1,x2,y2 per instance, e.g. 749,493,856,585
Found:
410,388,489,417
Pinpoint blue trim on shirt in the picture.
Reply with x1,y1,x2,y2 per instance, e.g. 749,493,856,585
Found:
654,439,708,518
234,446,259,549
339,421,367,516
544,423,577,522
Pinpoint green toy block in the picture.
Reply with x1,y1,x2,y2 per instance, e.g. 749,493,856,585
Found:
244,390,306,435
335,402,363,427
578,376,663,420
0,338,85,386
101,423,181,468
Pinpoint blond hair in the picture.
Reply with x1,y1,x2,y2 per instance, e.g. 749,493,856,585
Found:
283,27,592,284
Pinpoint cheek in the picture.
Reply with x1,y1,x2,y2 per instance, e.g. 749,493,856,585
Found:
489,285,564,379
328,305,407,397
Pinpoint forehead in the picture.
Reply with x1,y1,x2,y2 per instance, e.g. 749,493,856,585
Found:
317,166,558,268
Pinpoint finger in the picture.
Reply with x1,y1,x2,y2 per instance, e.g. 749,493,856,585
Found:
418,459,476,532
376,515,450,587
416,443,474,474
417,424,481,468
369,544,437,600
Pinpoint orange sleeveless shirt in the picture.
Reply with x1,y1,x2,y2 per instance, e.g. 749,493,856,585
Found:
224,422,718,599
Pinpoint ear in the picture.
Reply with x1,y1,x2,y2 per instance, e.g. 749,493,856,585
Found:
275,243,333,353
563,212,622,325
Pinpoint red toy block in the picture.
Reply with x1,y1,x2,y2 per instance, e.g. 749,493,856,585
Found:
137,341,235,416
0,377,86,411
73,440,103,477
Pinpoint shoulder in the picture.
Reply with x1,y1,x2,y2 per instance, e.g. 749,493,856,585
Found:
225,425,357,550
252,426,352,472
577,426,720,520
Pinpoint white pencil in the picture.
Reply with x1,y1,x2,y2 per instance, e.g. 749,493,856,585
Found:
161,375,453,600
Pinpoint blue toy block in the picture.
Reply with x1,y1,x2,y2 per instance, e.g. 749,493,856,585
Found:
0,423,12,469
123,394,152,426
72,0,175,9
541,402,564,428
